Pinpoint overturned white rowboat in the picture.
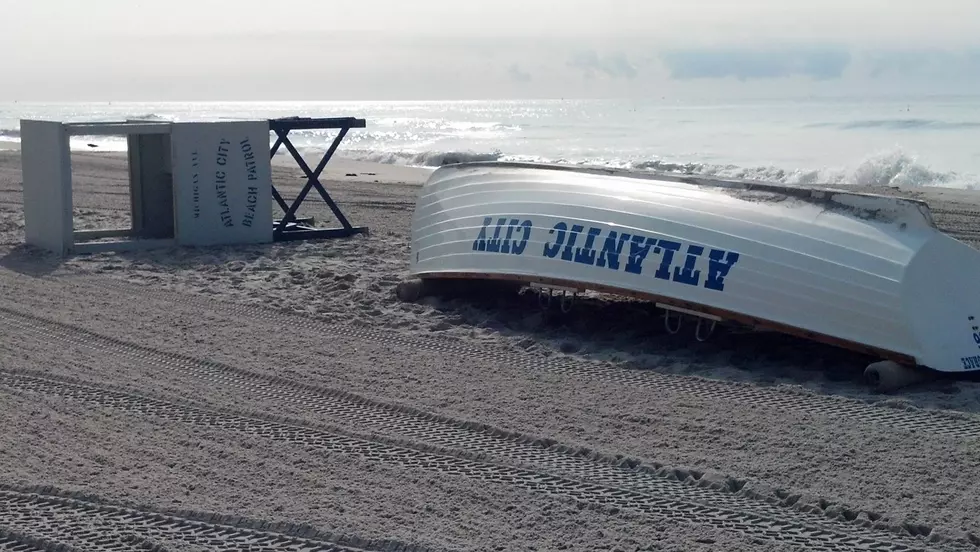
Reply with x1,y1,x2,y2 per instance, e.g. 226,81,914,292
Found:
406,161,980,388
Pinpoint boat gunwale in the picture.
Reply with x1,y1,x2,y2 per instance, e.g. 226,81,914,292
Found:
412,269,919,368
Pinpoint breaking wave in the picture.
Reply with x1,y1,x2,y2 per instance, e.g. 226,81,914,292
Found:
337,148,975,189
662,151,963,189
117,113,172,122
340,149,508,167
3,122,974,189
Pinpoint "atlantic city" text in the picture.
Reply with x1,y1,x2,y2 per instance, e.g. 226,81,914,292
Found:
472,216,740,292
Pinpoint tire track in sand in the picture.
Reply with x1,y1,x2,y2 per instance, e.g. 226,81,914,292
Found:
0,529,50,552
0,304,951,548
0,369,957,552
932,208,980,220
0,485,424,552
41,274,980,441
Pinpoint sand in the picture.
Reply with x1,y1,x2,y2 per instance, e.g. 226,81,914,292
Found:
1,150,979,551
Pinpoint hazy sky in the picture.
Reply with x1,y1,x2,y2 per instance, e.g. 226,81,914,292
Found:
1,0,978,100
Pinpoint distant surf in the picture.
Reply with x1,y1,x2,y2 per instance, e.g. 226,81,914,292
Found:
1,97,977,189
807,118,980,131
334,147,968,189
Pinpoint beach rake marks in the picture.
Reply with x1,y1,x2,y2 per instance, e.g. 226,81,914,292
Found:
0,370,951,552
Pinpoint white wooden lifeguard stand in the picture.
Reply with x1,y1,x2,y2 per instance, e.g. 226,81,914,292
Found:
20,119,274,255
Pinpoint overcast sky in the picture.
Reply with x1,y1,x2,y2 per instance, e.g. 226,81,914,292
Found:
1,0,978,100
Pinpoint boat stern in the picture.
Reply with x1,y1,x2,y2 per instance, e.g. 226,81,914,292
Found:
903,232,980,373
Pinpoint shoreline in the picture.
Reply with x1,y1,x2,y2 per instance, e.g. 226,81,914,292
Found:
0,146,434,186
2,147,980,203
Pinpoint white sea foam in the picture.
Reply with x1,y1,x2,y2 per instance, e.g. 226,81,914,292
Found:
333,147,973,189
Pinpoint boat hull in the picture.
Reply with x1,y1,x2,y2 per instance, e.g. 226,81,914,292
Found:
408,162,980,374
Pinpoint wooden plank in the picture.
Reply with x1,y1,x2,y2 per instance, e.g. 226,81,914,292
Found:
127,134,143,234
65,123,171,136
74,229,133,240
268,117,366,131
20,120,73,256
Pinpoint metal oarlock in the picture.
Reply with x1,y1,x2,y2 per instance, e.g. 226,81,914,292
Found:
657,302,722,339
664,310,683,334
695,318,718,342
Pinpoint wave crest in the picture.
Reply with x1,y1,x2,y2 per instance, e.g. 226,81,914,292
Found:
336,148,973,189
335,149,507,166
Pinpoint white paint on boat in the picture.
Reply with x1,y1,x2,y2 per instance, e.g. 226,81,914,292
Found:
408,161,980,374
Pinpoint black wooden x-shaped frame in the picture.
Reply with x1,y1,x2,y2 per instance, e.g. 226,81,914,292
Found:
268,117,369,241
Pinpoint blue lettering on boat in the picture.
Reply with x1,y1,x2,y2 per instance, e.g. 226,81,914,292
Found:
541,220,741,291
595,231,630,270
625,235,656,275
961,355,980,370
654,240,682,281
475,216,742,292
560,224,586,262
705,249,740,291
673,244,704,286
473,217,532,255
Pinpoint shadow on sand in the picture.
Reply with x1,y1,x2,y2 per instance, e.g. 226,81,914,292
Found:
0,244,66,277
417,281,977,406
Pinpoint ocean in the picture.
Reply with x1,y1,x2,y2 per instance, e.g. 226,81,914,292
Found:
1,96,978,189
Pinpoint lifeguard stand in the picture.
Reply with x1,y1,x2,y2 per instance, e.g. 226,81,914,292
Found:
20,119,275,255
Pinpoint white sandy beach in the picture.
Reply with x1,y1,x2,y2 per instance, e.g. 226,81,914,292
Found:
1,150,980,551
